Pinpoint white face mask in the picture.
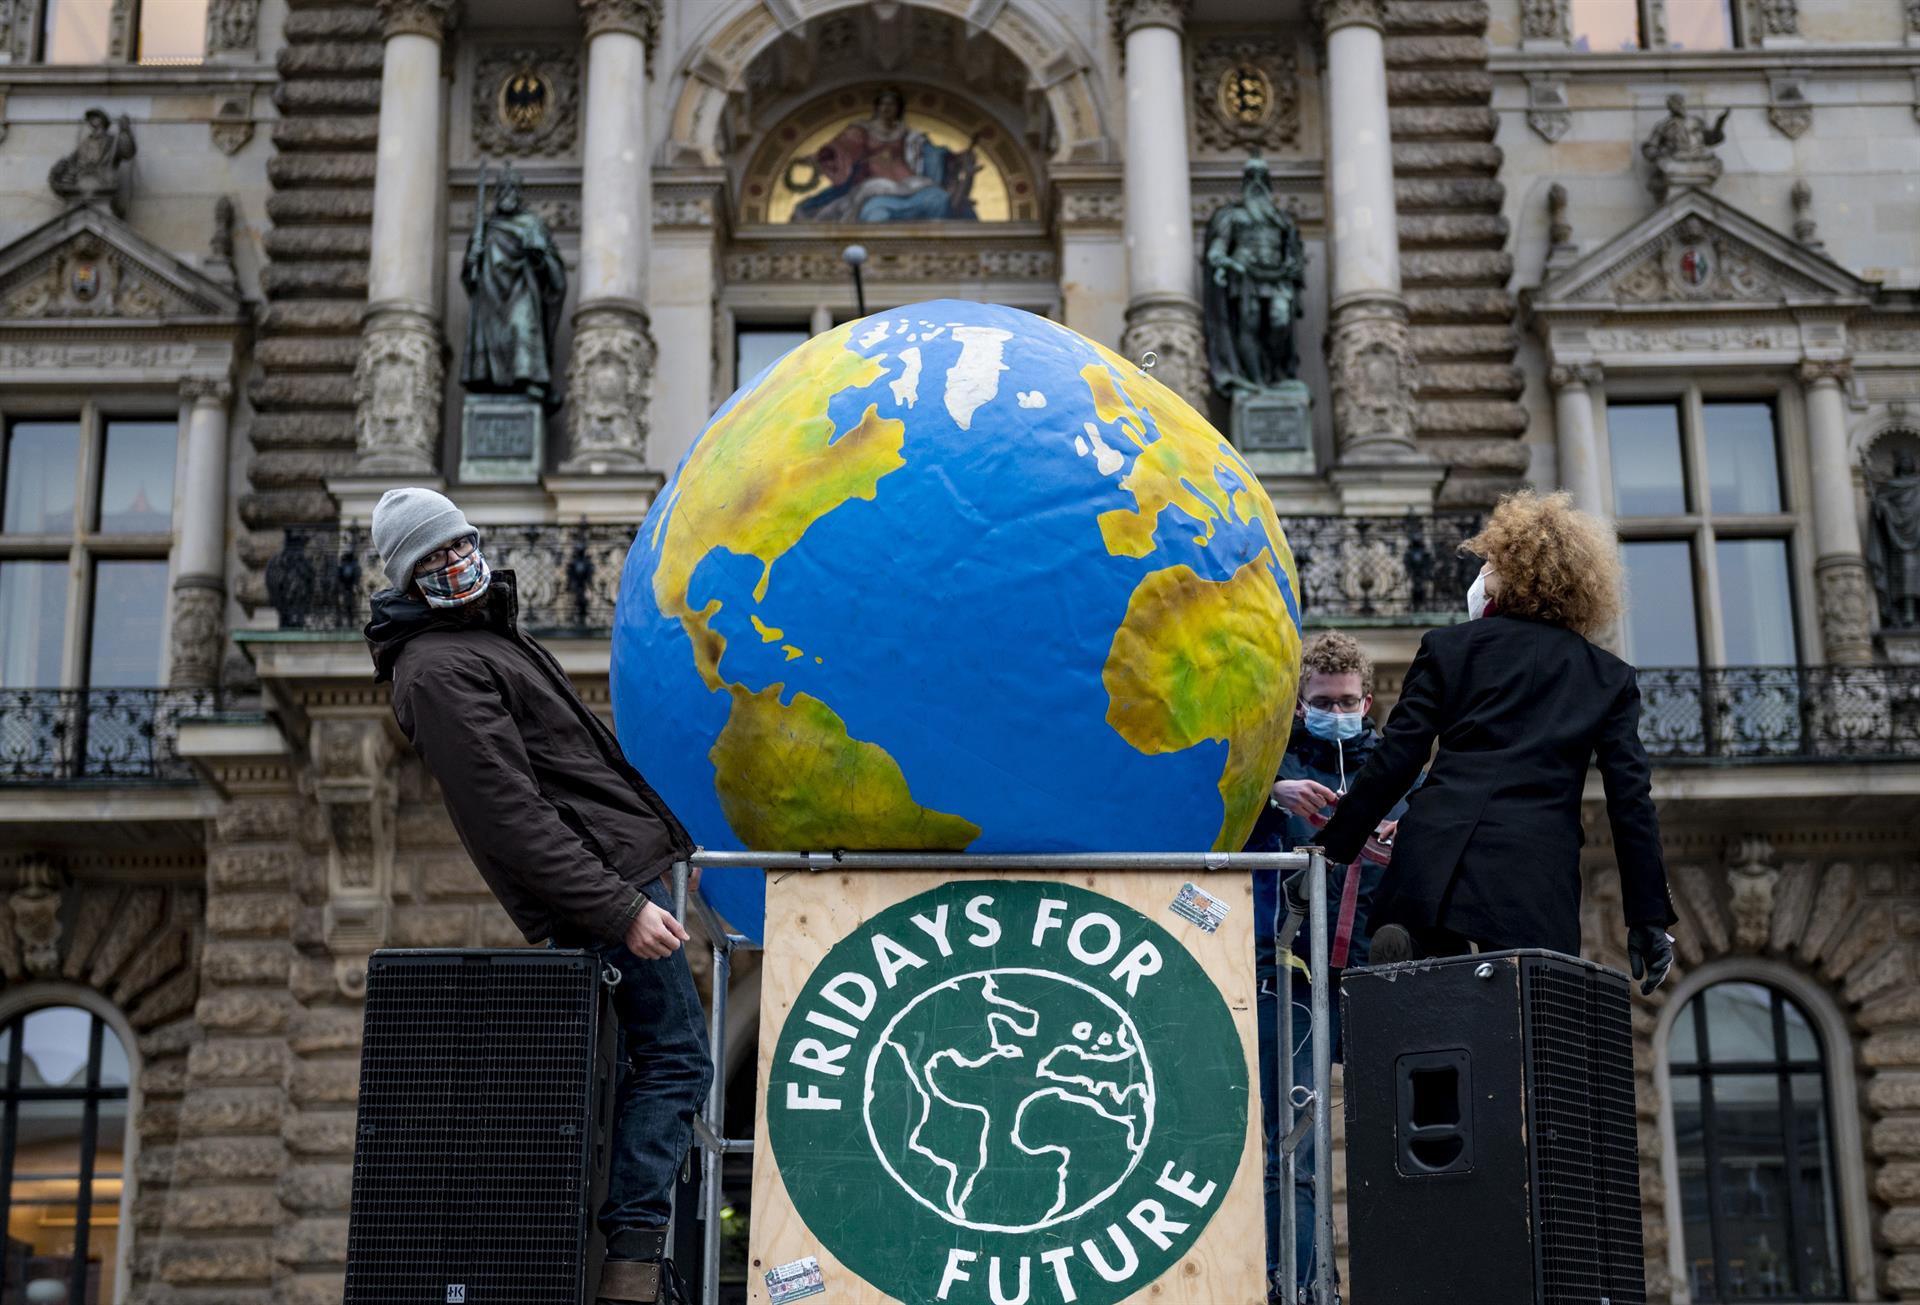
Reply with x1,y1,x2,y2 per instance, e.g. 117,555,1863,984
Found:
1467,568,1492,621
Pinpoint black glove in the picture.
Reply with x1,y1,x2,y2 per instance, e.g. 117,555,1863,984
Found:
1627,925,1674,996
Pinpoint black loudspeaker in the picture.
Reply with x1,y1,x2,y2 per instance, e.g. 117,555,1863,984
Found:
345,949,619,1305
1342,949,1646,1305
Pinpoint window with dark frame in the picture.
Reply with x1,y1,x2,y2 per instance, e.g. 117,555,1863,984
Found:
1669,981,1845,1302
1568,0,1739,51
36,0,206,63
0,1006,131,1305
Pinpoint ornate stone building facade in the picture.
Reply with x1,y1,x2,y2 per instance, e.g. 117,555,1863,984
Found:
0,0,1917,1301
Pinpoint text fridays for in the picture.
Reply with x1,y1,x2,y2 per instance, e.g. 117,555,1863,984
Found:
778,892,1227,1304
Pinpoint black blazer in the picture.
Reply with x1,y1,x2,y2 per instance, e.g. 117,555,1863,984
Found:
1317,615,1676,955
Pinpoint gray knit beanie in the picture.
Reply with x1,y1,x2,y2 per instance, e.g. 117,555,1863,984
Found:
371,487,478,588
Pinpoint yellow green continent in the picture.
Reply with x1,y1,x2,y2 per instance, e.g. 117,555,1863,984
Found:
654,323,977,852
709,684,983,851
1101,557,1301,851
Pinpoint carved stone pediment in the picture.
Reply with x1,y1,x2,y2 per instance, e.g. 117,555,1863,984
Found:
0,205,246,325
1533,188,1874,314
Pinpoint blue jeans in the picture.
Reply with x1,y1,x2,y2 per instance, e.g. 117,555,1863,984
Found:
560,876,715,1241
1258,965,1344,1297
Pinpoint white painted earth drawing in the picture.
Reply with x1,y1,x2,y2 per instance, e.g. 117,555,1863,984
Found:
863,968,1156,1234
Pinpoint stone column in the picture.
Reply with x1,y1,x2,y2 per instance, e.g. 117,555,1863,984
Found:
1549,363,1605,519
1115,0,1206,409
1801,360,1873,664
352,0,455,475
169,377,233,689
562,0,662,474
1320,0,1418,464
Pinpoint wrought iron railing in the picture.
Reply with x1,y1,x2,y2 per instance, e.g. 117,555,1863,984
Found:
1636,665,1920,762
1280,512,1485,621
0,688,222,783
266,522,633,635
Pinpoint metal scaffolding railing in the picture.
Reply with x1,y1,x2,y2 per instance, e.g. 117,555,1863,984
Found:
667,846,1335,1305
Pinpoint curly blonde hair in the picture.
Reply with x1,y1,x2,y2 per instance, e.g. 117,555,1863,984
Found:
1299,630,1374,697
1462,490,1623,638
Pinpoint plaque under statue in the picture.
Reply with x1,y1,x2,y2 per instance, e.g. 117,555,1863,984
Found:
1203,155,1312,470
459,163,567,483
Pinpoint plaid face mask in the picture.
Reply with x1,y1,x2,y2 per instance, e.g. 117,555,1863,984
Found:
418,545,492,608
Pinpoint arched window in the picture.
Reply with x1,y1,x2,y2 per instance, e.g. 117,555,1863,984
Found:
1668,980,1843,1301
0,1005,130,1304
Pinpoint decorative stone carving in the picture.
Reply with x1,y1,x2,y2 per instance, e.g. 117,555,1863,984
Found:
1754,0,1799,37
1521,0,1568,41
1815,557,1875,663
210,91,254,155
1112,0,1191,41
652,191,718,228
472,47,580,159
9,860,65,979
48,109,136,215
1869,442,1920,631
205,0,258,56
352,309,444,475
168,584,226,689
1766,72,1812,140
1546,182,1576,268
1641,94,1727,200
309,718,397,998
1119,299,1208,410
562,305,654,473
1,233,195,319
580,0,660,51
1724,834,1779,953
1798,358,1853,388
1790,178,1824,252
720,247,1056,283
1191,35,1298,154
1526,74,1571,143
1314,0,1385,34
1577,217,1821,307
375,0,455,41
1548,362,1603,391
1327,299,1418,460
1584,325,1799,354
206,196,238,287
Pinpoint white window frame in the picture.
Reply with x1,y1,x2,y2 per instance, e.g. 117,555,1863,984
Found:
0,982,144,1305
1653,957,1877,1304
1596,374,1817,668
0,395,182,690
1567,0,1746,52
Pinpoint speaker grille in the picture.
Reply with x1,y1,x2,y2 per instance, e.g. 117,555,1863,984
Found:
1526,956,1647,1305
345,951,605,1305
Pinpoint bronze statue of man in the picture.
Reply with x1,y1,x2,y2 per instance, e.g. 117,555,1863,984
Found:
1641,93,1729,163
1871,450,1920,629
461,164,567,408
1203,155,1307,396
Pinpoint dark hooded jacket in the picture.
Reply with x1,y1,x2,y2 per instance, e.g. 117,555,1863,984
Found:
367,571,693,946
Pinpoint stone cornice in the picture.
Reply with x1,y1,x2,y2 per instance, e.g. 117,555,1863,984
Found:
1798,357,1854,386
1315,0,1386,35
1492,46,1920,78
580,0,661,50
376,0,456,42
0,65,277,90
1112,0,1191,39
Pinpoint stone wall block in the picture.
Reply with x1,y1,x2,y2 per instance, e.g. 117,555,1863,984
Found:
1395,177,1504,212
283,6,382,39
239,488,340,529
174,1136,286,1184
291,904,327,950
288,1006,363,1055
163,1183,284,1230
1385,69,1491,104
189,1037,291,1085
276,40,382,77
272,114,381,152
1871,1072,1920,1113
1889,1254,1920,1295
390,903,475,948
1874,1115,1920,1158
278,1162,353,1213
141,1098,182,1137
420,853,487,899
1389,105,1497,140
1798,864,1857,965
289,955,343,1005
1383,33,1488,64
475,906,526,948
61,884,125,980
1408,324,1516,358
1404,287,1516,324
179,1086,288,1137
114,925,187,1008
1867,1030,1920,1070
266,188,376,226
1392,141,1503,176
262,222,373,260
274,1216,349,1268
1822,904,1890,983
204,942,294,988
265,152,378,189
1887,1207,1920,1249
136,1143,177,1185
249,449,357,489
1878,1161,1920,1204
1400,250,1513,286
139,1016,202,1061
254,338,362,374
396,801,457,846
272,78,384,115
207,893,295,939
283,1110,357,1157
280,1272,349,1305
215,797,302,844
1847,945,1913,1008
290,1058,361,1107
209,848,295,891
259,266,370,305
1399,212,1507,248
1382,0,1489,32
158,1238,277,1285
1769,860,1819,953
130,966,200,1029
196,989,291,1034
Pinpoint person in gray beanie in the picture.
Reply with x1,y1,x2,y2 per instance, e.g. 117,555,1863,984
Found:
365,486,709,1305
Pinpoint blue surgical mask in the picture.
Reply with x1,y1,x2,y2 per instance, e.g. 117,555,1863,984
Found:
1303,706,1367,742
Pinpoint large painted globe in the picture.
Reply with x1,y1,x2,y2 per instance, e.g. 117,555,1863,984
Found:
610,300,1302,938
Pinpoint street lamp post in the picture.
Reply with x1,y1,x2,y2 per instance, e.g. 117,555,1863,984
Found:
842,243,867,317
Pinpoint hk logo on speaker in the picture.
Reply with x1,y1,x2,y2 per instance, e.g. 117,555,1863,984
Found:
768,880,1247,1305
445,1287,466,1303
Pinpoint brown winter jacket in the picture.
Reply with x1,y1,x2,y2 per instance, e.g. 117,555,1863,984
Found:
367,571,693,946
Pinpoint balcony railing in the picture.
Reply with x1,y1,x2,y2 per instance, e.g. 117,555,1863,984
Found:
1636,665,1920,762
267,515,1488,635
266,523,633,635
0,688,222,783
1280,513,1485,621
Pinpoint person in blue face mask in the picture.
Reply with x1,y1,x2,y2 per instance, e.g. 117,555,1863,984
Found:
1244,632,1420,1304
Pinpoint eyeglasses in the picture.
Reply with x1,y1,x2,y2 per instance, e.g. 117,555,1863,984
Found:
1305,696,1366,712
414,536,476,575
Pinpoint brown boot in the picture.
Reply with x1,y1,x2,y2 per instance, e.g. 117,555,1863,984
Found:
598,1229,684,1305
597,1258,663,1304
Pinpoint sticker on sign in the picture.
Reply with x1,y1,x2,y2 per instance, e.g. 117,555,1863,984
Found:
1169,881,1230,933
766,1255,826,1303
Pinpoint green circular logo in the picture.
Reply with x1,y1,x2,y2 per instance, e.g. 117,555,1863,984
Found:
769,880,1247,1305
